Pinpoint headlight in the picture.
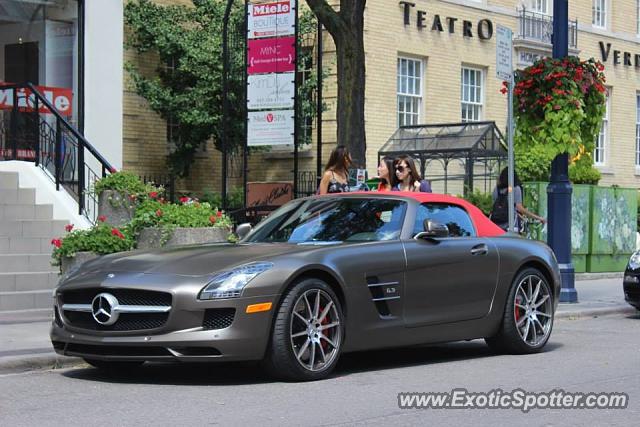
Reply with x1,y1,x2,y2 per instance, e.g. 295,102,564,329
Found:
198,262,273,300
629,251,640,270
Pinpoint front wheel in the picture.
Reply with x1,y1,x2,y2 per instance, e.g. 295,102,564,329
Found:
485,268,554,354
262,278,345,381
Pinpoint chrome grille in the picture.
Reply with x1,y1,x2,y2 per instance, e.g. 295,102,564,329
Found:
63,311,169,331
60,288,172,306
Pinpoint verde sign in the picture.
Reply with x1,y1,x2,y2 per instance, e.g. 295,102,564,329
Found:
399,1,493,40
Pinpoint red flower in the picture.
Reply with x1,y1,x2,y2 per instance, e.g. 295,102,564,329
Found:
596,63,605,71
65,224,74,232
156,209,163,217
149,191,158,199
500,87,508,95
216,211,223,218
555,80,562,86
109,167,117,173
51,238,62,248
111,228,125,239
209,215,217,224
179,196,190,203
98,215,107,222
553,105,562,110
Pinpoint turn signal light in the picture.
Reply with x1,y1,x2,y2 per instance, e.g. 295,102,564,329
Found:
246,302,272,314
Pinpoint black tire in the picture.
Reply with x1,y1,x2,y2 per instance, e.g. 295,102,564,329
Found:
262,277,345,381
485,267,554,354
84,358,144,371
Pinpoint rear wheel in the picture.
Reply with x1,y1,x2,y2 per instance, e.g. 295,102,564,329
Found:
84,358,144,371
263,278,344,381
485,268,554,354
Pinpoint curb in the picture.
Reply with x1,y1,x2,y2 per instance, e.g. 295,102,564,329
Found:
575,272,624,281
0,353,84,375
556,305,637,319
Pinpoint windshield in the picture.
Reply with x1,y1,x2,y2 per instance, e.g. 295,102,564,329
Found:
245,197,407,243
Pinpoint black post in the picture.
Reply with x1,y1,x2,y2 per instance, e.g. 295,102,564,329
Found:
221,0,234,210
316,21,323,189
34,96,40,166
10,88,18,160
55,120,62,191
243,0,248,209
293,1,299,198
78,140,85,215
550,0,576,302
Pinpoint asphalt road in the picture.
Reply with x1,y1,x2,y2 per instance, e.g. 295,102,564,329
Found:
1,313,639,426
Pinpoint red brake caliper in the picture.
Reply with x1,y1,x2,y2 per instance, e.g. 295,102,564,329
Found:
514,295,522,323
320,305,329,351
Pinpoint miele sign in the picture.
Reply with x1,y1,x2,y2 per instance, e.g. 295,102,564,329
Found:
399,1,494,40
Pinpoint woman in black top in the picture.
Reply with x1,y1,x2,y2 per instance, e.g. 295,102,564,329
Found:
318,146,352,194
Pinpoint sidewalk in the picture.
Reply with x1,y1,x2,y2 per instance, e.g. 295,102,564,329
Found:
0,273,636,375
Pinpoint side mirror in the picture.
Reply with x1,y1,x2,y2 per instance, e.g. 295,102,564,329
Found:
414,219,449,240
236,223,253,240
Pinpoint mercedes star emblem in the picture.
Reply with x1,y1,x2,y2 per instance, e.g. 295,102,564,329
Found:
91,293,119,325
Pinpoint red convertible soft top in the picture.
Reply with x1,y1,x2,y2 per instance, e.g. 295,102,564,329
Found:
336,191,506,237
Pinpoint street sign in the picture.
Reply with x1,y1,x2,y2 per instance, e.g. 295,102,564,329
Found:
247,72,295,110
248,110,294,146
247,36,296,75
496,25,513,81
247,0,296,39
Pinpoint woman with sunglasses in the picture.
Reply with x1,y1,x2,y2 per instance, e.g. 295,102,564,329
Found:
393,155,432,192
318,145,352,194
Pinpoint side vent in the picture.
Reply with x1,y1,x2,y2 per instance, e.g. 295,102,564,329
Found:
366,276,401,318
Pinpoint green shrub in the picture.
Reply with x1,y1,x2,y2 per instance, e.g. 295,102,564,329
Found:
200,187,244,210
93,171,159,199
458,189,493,216
51,222,135,266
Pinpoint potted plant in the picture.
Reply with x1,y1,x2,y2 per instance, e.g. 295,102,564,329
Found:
51,220,135,275
93,171,160,226
132,197,233,249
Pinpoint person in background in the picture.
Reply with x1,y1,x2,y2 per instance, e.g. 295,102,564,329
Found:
393,155,432,192
376,156,396,191
318,145,351,194
491,167,546,232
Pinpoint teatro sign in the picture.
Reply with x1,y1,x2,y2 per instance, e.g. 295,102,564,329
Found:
399,1,493,40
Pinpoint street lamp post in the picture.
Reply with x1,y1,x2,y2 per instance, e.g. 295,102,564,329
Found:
550,0,577,302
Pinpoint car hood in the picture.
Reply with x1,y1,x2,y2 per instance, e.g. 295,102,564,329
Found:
80,243,305,276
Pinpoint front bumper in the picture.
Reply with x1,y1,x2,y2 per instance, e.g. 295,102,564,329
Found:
50,293,278,363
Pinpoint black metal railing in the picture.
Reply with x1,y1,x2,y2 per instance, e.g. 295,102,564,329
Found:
140,174,176,203
517,8,578,49
295,170,317,198
0,82,115,223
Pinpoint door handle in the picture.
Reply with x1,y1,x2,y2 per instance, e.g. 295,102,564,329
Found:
470,244,488,256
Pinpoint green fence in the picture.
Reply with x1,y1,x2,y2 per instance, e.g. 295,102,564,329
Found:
522,183,637,273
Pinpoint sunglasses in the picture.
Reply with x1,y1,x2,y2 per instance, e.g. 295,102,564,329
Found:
395,165,407,173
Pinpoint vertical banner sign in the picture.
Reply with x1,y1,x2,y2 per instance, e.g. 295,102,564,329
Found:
246,0,297,147
495,25,516,232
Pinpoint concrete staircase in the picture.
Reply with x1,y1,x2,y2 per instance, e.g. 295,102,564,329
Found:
0,171,67,312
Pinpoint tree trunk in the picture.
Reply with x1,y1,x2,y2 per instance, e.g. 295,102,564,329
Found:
305,0,367,168
334,20,366,168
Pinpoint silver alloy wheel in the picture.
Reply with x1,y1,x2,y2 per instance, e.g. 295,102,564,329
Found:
290,289,341,372
514,274,553,346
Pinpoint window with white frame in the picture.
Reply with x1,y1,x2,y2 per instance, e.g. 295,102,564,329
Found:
397,57,423,127
636,93,640,166
595,90,609,165
461,67,483,122
530,0,550,14
593,0,606,28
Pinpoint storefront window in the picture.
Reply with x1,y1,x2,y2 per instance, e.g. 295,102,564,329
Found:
592,0,606,28
595,90,609,165
397,57,422,127
461,67,483,123
0,0,80,125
